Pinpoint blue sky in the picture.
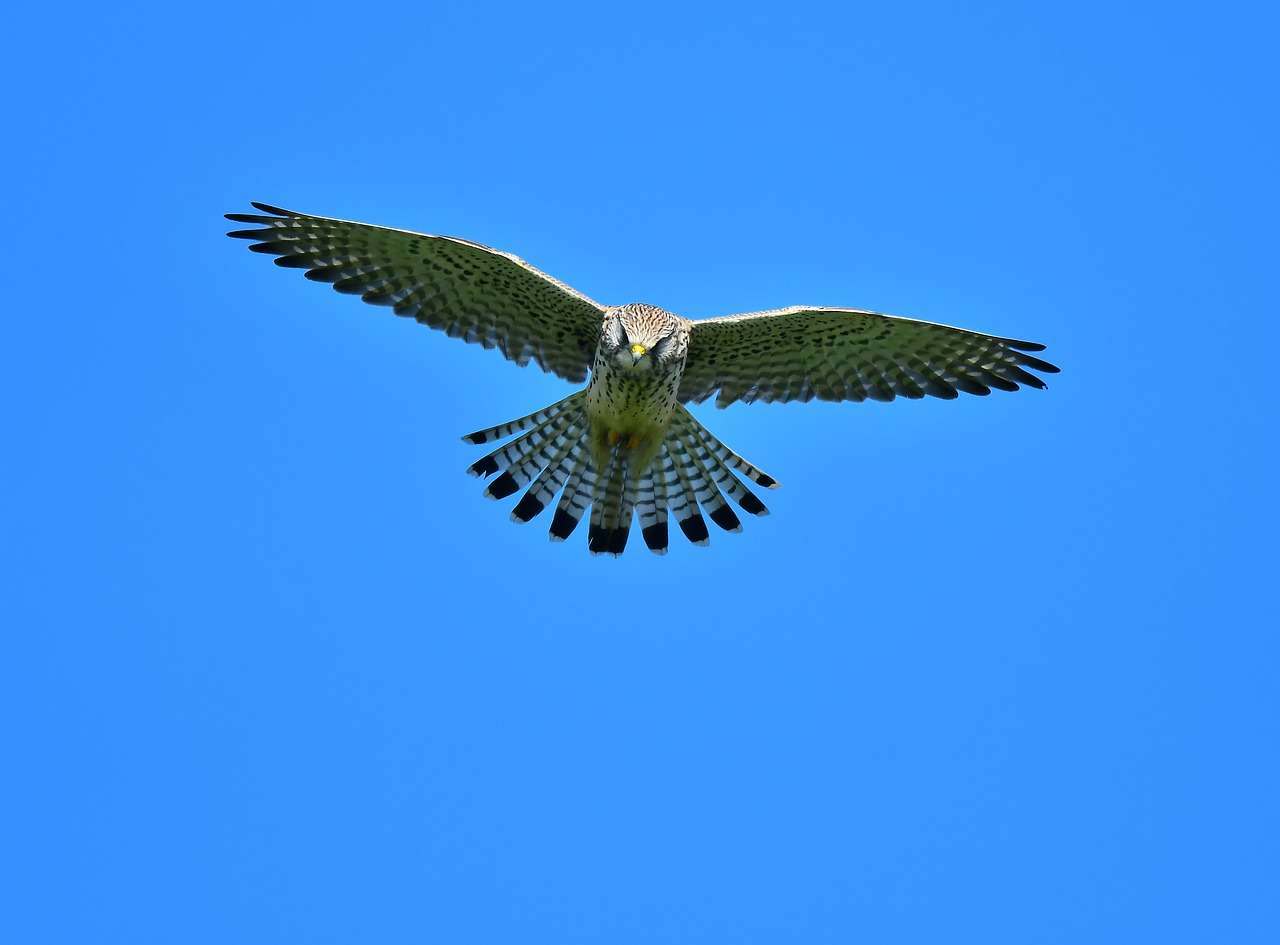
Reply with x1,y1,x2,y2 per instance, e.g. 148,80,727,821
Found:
4,1,1277,941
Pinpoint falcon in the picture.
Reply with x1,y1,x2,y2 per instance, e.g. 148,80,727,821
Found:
226,202,1059,556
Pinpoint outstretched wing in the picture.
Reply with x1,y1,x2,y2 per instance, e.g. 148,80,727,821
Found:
678,305,1059,407
226,202,607,383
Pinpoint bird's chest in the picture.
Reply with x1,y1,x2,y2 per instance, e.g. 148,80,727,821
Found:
586,358,678,426
584,360,680,470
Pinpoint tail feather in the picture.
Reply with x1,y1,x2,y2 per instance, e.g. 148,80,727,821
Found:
463,395,778,554
677,415,769,517
479,408,579,500
650,451,671,552
676,405,779,489
670,426,739,534
663,439,710,546
549,447,591,541
461,392,580,445
656,444,687,531
511,418,587,523
587,448,639,556
683,432,742,533
610,461,638,555
466,409,561,478
587,449,619,554
636,461,667,555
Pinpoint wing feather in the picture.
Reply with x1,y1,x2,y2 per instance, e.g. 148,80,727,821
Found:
226,203,606,382
678,305,1058,407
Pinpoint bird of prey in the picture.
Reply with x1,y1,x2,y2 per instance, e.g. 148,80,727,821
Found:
226,202,1059,556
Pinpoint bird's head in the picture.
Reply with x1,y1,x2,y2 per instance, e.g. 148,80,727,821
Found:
603,303,687,373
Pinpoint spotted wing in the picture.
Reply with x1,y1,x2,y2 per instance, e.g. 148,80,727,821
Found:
678,305,1059,406
226,202,607,382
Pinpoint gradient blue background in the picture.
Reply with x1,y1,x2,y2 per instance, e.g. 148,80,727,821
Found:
5,1,1277,941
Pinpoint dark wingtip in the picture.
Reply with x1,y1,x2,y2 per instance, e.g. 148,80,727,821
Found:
462,431,489,445
737,492,768,516
250,201,293,216
332,276,366,295
1004,338,1047,352
304,267,342,283
224,212,272,224
1020,353,1061,374
953,378,991,396
755,473,778,489
467,455,500,478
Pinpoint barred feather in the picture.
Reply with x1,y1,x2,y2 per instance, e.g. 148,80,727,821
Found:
587,449,622,555
674,405,778,489
676,415,769,516
608,460,639,555
662,438,709,546
484,408,581,502
550,450,594,541
675,425,741,532
464,396,775,554
635,465,665,555
462,392,581,445
469,404,577,493
511,419,587,524
669,427,738,534
648,454,671,553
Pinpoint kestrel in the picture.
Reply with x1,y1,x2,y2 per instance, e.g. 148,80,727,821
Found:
226,202,1059,556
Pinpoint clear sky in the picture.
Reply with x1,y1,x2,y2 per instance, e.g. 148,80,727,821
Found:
4,1,1277,942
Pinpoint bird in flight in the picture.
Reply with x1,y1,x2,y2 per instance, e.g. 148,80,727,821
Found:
226,202,1059,556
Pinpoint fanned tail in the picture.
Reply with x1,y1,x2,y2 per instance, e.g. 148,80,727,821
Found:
467,406,579,500
677,410,778,490
463,398,777,555
672,409,773,516
461,392,583,445
511,413,588,524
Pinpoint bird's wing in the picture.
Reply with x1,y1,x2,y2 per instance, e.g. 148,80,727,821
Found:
678,305,1059,407
226,203,607,383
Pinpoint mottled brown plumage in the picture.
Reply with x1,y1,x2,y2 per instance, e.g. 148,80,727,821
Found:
226,202,1059,555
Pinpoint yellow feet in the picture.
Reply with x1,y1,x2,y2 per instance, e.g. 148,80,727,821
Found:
603,430,646,451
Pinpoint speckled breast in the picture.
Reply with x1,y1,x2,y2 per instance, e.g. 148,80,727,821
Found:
584,352,681,473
